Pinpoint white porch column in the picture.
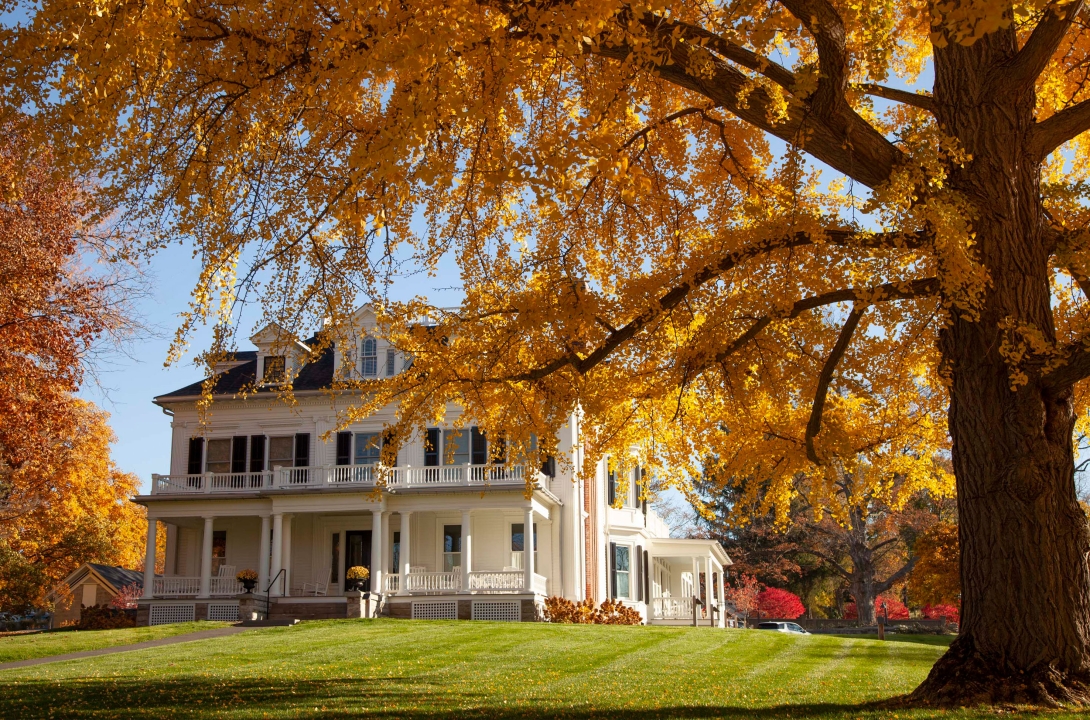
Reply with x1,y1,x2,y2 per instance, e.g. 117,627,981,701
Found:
142,517,157,599
691,557,699,599
523,507,535,594
371,509,384,594
461,509,472,592
258,514,271,594
270,513,284,597
282,514,293,596
198,516,214,599
398,511,412,595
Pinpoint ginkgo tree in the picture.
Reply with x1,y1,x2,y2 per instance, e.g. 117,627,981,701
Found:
6,0,1090,706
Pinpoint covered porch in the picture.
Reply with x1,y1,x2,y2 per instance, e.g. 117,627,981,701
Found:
646,538,732,627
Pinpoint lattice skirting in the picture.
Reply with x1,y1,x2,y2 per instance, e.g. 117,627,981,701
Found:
149,603,196,625
208,603,240,622
471,601,520,622
411,601,458,620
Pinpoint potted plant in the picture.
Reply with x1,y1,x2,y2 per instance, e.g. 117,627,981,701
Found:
237,569,259,593
345,566,370,591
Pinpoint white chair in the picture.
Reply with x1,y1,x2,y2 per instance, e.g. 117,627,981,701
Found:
217,564,236,578
302,568,332,596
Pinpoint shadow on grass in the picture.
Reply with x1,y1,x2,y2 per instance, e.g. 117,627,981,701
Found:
825,634,955,648
0,674,932,720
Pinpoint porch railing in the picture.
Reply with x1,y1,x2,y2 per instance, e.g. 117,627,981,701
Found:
152,465,533,495
467,571,523,592
154,577,200,596
384,574,400,593
404,572,461,593
380,570,548,594
651,596,694,620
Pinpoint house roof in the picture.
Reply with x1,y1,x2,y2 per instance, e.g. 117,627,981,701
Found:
155,342,334,402
50,563,145,600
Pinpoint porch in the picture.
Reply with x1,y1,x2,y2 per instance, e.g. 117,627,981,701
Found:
645,539,731,627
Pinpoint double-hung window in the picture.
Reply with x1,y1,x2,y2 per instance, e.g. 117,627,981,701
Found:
444,429,470,466
205,439,232,474
612,544,632,599
385,348,396,377
268,436,295,468
262,355,286,383
361,338,378,377
355,433,382,465
511,522,538,569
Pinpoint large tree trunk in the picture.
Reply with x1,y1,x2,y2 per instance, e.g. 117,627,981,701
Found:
912,27,1090,706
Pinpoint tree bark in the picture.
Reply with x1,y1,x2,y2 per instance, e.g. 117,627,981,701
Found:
911,25,1090,706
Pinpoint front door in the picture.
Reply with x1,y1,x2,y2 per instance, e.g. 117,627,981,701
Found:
345,531,372,592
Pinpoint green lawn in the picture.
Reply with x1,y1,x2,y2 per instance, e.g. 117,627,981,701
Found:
0,620,1069,719
0,622,229,663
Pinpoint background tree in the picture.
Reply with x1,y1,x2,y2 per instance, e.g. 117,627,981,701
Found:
12,0,1090,705
756,587,806,620
0,402,148,613
725,573,760,625
907,521,961,610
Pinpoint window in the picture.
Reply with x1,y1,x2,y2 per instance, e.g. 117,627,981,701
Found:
511,523,538,568
361,337,377,377
392,531,401,572
212,530,227,575
444,429,470,466
262,355,286,383
613,544,631,599
249,435,266,472
443,525,462,572
385,348,396,377
187,437,204,475
269,436,295,468
206,439,232,473
336,432,352,466
355,433,382,465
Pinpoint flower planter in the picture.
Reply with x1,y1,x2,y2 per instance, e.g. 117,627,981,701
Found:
241,579,257,593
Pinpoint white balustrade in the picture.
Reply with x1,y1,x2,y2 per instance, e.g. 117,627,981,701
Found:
652,596,694,620
467,571,525,592
154,577,201,596
210,577,244,595
153,465,533,495
384,574,400,593
404,572,461,593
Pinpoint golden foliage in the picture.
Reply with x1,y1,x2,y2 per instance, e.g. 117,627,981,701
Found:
907,521,961,607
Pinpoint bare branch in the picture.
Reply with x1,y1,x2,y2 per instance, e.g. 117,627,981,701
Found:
857,83,934,112
805,304,867,464
1004,1,1086,91
875,555,919,596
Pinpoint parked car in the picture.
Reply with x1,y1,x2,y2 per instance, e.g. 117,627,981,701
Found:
757,621,810,634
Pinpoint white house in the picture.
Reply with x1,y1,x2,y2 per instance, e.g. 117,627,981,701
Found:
133,306,731,625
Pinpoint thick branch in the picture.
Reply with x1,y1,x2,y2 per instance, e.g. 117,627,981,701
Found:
805,304,867,464
804,548,853,580
857,83,934,113
1004,0,1085,90
1030,97,1090,159
778,0,848,115
874,556,919,596
1042,337,1090,390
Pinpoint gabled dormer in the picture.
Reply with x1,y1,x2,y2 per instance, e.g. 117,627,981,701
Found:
331,305,403,381
250,323,313,386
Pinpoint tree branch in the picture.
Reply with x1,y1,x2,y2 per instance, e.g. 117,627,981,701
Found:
805,548,853,580
857,83,934,113
778,0,847,115
1030,97,1090,159
1004,0,1085,91
805,304,867,464
874,555,919,596
1042,337,1090,390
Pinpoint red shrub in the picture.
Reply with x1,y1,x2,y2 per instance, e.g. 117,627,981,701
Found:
844,595,910,620
756,587,805,619
922,603,960,624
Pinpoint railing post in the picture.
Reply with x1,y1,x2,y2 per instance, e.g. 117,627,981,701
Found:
204,472,212,493
151,474,160,494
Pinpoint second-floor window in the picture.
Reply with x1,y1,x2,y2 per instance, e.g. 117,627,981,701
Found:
385,348,396,377
269,436,295,468
355,432,382,465
361,337,377,377
206,438,232,474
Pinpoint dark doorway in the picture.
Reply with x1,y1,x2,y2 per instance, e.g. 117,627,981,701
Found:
345,530,372,592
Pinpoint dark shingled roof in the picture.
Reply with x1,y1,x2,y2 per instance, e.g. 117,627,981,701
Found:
89,564,145,591
156,343,335,400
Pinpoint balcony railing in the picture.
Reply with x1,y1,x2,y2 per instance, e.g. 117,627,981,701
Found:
151,464,530,495
378,570,548,594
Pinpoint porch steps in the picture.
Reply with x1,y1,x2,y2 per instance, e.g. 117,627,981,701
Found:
235,619,299,627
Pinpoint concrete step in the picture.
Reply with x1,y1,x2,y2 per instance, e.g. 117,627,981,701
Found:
235,619,299,627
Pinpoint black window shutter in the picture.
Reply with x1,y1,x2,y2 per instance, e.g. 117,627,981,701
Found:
425,428,440,466
609,542,617,599
636,546,645,605
540,455,555,477
231,436,247,473
636,544,644,602
187,437,204,474
249,435,265,472
607,469,616,505
640,468,648,515
470,427,487,465
294,433,310,467
336,432,352,465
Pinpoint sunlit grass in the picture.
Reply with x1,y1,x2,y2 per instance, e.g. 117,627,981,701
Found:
0,622,229,663
0,619,1068,718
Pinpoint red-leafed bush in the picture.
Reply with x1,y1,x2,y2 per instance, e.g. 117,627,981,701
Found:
844,595,910,620
923,603,960,624
756,587,805,619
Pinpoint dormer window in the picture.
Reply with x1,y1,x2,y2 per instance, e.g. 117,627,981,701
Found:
262,355,286,383
361,337,377,377
385,348,396,377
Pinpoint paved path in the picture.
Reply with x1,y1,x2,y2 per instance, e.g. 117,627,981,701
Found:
0,626,251,671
